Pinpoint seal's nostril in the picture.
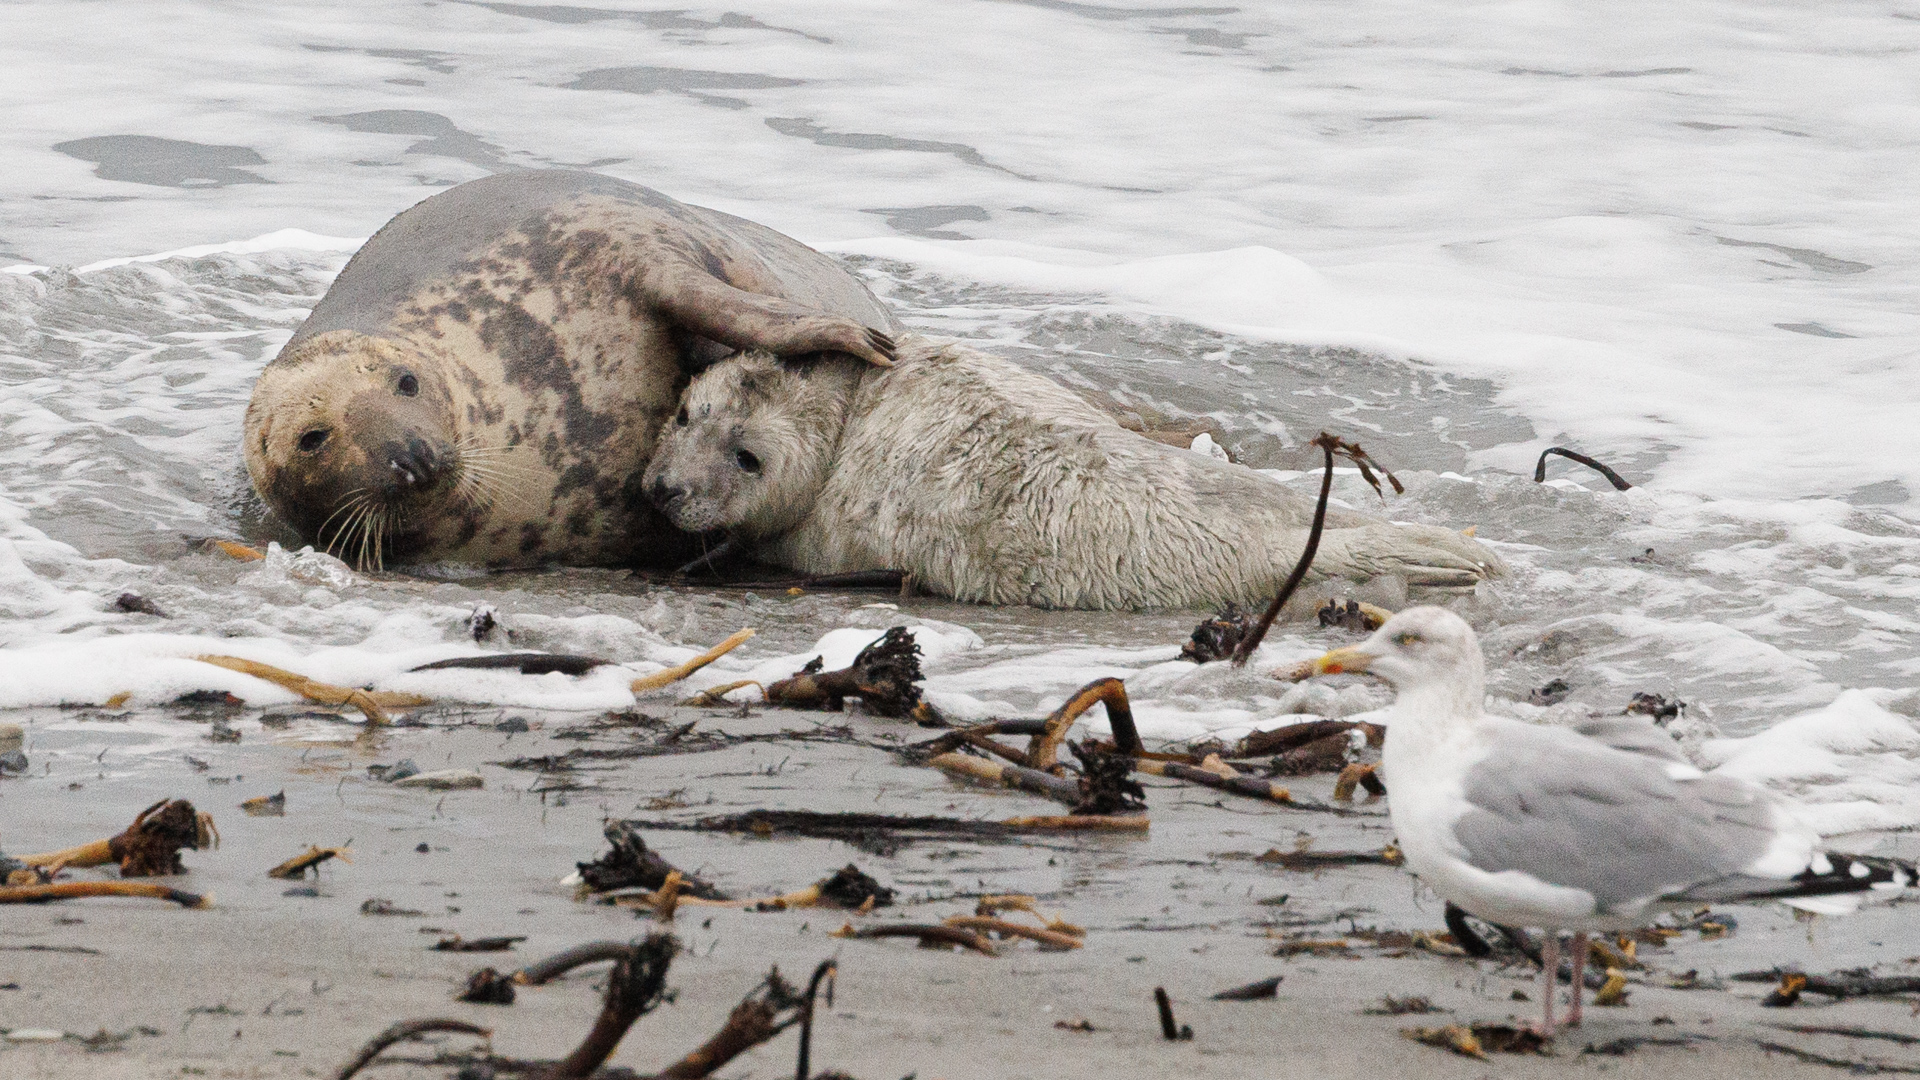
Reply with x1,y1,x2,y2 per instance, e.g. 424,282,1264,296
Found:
647,478,686,510
384,436,444,491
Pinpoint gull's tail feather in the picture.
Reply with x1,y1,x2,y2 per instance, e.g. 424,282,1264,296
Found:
1675,853,1917,914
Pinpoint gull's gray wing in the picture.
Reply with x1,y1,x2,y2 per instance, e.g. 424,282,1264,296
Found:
1573,715,1689,764
1454,723,1777,912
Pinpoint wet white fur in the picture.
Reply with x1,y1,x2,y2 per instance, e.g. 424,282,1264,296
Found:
645,336,1502,610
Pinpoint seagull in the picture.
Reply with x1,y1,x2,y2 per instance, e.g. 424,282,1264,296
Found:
1311,606,1916,1034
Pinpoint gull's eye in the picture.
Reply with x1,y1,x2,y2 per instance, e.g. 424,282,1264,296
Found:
734,448,762,474
675,406,689,426
1395,631,1421,646
396,373,419,396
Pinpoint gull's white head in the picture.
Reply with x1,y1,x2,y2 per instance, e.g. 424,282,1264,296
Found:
1311,606,1485,709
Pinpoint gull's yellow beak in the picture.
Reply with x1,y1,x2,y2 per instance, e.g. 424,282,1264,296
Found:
1312,645,1376,677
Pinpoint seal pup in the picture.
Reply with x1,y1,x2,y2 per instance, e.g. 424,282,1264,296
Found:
244,170,898,570
642,336,1504,610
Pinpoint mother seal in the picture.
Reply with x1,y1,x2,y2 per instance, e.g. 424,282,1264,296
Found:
244,170,897,569
643,337,1504,610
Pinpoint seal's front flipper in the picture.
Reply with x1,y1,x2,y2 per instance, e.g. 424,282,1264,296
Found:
644,265,895,367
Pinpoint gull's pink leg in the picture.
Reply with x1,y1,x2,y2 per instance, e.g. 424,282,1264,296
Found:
1567,932,1588,1028
1536,932,1559,1036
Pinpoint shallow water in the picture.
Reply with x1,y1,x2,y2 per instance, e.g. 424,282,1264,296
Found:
3,3,1918,847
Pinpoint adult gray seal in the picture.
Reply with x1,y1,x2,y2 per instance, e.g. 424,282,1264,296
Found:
642,336,1505,611
243,170,897,569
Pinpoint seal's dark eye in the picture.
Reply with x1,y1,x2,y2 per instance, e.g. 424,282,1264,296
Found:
734,449,762,474
396,373,419,397
298,428,331,453
675,406,689,427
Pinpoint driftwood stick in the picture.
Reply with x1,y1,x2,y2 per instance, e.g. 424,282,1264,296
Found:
0,882,209,907
335,1019,492,1080
544,934,677,1079
632,629,755,692
1030,677,1139,767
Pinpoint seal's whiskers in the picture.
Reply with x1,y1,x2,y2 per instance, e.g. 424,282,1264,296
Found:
453,440,540,513
319,492,377,568
315,488,371,552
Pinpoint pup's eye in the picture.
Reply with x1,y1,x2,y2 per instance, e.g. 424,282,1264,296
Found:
396,373,419,396
1395,631,1421,646
676,406,689,427
734,449,762,474
298,428,331,453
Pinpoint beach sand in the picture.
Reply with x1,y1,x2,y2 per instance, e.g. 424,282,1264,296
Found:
2,702,1915,1078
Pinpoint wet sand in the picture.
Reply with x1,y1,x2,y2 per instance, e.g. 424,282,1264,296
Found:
3,702,1916,1078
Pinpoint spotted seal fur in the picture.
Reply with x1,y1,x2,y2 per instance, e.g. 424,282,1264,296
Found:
243,170,897,569
642,336,1504,610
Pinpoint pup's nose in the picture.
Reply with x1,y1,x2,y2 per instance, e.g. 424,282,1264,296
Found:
647,476,687,510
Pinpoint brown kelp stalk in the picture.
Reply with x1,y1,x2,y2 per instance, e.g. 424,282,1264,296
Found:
632,629,756,692
766,626,923,717
0,882,209,907
192,656,427,723
24,798,218,876
1029,676,1142,763
792,960,836,1080
658,961,832,1079
1231,432,1401,666
1533,446,1632,491
335,1020,493,1080
544,935,678,1079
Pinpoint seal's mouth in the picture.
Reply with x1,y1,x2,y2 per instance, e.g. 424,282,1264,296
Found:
649,489,734,537
645,475,704,531
310,435,537,571
383,437,441,490
313,487,411,572
308,436,463,571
